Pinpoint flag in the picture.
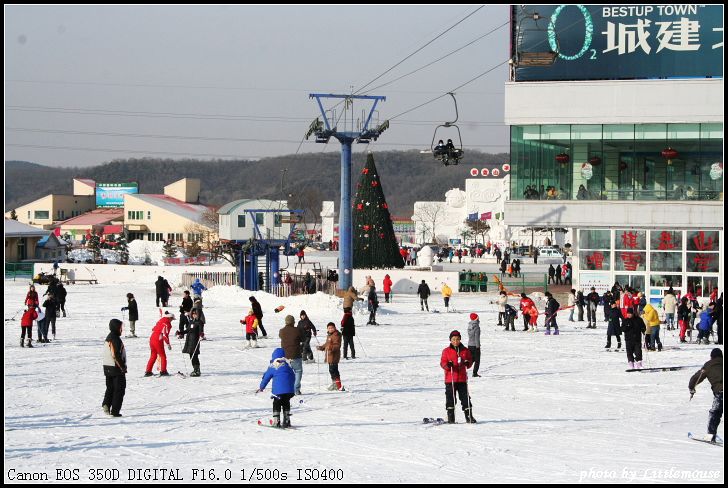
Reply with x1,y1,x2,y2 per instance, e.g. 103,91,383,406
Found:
480,212,492,220
467,212,478,221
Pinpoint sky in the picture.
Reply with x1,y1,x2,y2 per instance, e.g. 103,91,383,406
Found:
4,5,511,168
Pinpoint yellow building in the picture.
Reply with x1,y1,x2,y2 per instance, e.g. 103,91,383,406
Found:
7,179,96,230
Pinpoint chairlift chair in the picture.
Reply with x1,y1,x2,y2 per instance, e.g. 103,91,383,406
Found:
430,92,465,166
514,9,559,67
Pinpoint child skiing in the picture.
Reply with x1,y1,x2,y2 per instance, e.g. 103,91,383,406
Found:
317,322,344,391
242,309,259,348
145,310,175,376
440,330,475,423
258,347,296,428
20,306,37,347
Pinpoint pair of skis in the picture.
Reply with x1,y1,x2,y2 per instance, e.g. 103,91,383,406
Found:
688,433,723,447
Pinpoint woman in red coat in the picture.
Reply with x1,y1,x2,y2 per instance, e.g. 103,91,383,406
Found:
440,330,475,423
145,311,175,376
383,274,393,303
25,285,39,308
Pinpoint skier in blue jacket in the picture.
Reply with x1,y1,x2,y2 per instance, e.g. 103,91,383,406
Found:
190,278,207,298
258,347,296,428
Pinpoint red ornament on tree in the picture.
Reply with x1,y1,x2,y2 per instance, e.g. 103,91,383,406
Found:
363,225,371,231
362,168,369,174
379,233,385,239
356,203,363,210
381,203,388,209
371,181,379,187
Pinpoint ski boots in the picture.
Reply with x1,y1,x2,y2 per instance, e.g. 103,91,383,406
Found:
553,329,560,335
271,413,281,428
447,409,456,424
327,382,337,391
26,339,33,348
464,408,476,424
20,338,24,348
103,404,111,415
282,410,291,428
544,329,551,335
144,371,154,377
159,371,170,376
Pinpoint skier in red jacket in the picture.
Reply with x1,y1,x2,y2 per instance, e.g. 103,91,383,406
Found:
145,310,175,376
440,330,475,424
383,274,393,303
20,306,38,348
520,293,535,331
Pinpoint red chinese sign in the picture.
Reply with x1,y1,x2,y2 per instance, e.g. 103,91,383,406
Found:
657,231,678,250
692,231,715,251
621,231,639,249
587,252,605,270
691,253,715,272
620,252,643,272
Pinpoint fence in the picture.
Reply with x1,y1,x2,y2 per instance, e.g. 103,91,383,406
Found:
180,271,238,290
5,262,34,281
459,272,549,294
273,272,337,297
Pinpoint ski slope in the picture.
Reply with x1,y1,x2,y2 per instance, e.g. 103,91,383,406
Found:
4,279,724,483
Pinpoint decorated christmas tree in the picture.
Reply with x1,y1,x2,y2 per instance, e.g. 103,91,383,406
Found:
353,153,404,269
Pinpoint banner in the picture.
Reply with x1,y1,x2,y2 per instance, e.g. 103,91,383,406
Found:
480,212,492,220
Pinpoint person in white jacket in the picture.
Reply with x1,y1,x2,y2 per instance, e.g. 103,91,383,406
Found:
568,289,576,322
497,291,508,326
662,290,678,330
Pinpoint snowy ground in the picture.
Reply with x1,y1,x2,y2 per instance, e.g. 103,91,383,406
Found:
4,279,723,484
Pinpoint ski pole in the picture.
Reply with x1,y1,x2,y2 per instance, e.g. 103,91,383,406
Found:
177,333,190,376
449,364,457,422
355,335,368,358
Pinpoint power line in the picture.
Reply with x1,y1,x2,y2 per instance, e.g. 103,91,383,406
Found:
5,143,264,159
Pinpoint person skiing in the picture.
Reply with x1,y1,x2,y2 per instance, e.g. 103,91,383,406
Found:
102,318,127,417
621,307,645,369
317,322,344,391
367,287,379,325
177,290,194,334
544,292,560,335
383,274,393,303
249,296,267,338
180,308,203,376
242,309,259,348
663,290,677,331
677,296,691,343
497,290,508,326
642,303,662,351
520,293,535,331
688,348,723,443
697,303,715,345
504,303,518,332
341,307,356,360
20,306,37,348
586,287,601,329
441,282,453,312
467,314,481,377
145,310,175,376
279,314,304,395
258,347,296,428
121,292,139,338
155,276,172,307
440,330,475,424
342,286,361,311
605,301,623,350
297,311,317,364
190,278,207,298
56,282,67,317
25,284,39,308
42,293,58,342
417,280,431,312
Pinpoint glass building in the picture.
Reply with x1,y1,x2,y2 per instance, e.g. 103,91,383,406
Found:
503,5,723,300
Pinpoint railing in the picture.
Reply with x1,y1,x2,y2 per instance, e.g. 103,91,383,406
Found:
5,262,34,281
273,272,337,297
459,272,548,294
180,271,238,290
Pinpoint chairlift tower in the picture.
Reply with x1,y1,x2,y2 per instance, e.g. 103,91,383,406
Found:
307,93,389,290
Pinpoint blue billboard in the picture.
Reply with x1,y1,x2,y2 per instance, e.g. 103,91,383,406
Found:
512,4,723,81
96,182,139,208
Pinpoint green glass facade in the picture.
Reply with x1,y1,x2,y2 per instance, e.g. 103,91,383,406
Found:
510,123,723,201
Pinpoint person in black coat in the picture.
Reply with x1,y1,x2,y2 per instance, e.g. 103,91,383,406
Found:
155,276,171,307
620,307,645,369
602,290,613,322
178,290,194,334
576,290,585,322
605,301,622,349
121,292,139,337
180,309,203,376
544,292,560,334
367,288,380,325
297,310,317,363
586,287,601,329
102,319,127,416
548,264,556,284
417,280,431,312
42,294,59,342
249,296,267,338
555,264,563,285
341,307,356,359
56,282,67,317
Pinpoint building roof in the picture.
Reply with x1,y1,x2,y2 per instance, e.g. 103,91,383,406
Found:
75,178,96,189
57,208,124,227
218,199,288,215
128,194,212,224
4,219,51,237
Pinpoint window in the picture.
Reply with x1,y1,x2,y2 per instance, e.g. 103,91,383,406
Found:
147,211,151,220
274,214,282,228
256,213,265,226
167,233,175,241
238,215,246,227
34,210,50,220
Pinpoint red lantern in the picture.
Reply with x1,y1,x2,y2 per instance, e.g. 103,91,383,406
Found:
379,233,385,239
588,156,602,166
363,225,371,231
356,203,363,210
381,203,388,209
661,147,678,165
556,153,570,165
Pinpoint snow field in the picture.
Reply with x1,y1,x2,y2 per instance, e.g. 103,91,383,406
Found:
3,279,723,484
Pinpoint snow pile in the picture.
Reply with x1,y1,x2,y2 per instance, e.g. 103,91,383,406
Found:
127,240,167,265
203,285,344,318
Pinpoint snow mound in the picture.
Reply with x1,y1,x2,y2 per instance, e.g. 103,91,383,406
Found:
203,286,344,317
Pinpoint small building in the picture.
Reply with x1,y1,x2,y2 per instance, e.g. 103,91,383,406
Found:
4,219,51,262
35,234,68,262
218,199,292,242
56,208,125,242
7,178,96,230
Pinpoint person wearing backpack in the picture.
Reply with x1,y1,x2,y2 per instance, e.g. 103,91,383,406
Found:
504,303,518,332
544,292,560,335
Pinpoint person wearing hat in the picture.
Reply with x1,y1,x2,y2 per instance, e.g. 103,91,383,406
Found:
176,291,193,335
249,296,267,338
467,314,481,377
689,348,723,442
417,280,431,312
258,347,296,428
297,311,317,364
440,330,475,423
180,308,203,376
121,292,139,338
520,293,535,331
317,322,344,391
145,310,175,376
20,305,38,348
102,318,127,417
192,297,206,339
605,301,623,350
620,307,645,369
341,307,356,360
586,287,601,329
279,314,303,395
